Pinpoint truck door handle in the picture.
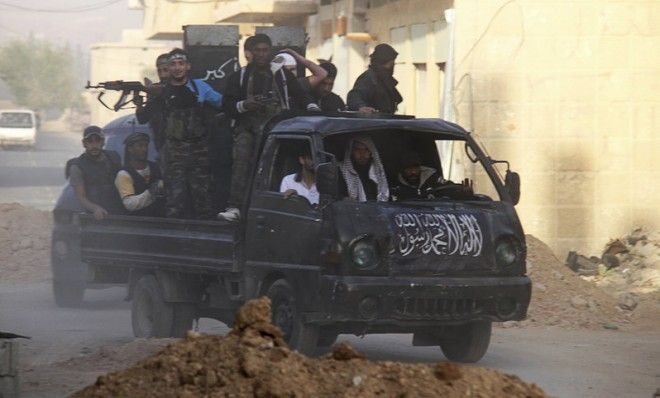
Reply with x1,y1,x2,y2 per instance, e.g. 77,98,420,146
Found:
255,215,266,231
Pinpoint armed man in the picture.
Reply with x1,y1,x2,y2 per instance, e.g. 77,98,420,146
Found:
135,53,170,155
65,126,123,220
114,132,165,216
218,33,318,221
148,48,223,219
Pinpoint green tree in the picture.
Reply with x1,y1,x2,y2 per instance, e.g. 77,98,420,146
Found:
0,36,81,114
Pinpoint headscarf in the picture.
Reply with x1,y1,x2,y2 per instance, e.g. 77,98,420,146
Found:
339,135,389,202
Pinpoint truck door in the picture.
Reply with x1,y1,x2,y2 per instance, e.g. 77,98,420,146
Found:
245,136,322,265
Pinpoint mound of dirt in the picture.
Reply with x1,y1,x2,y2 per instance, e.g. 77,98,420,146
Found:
504,235,659,331
0,203,52,282
73,298,548,398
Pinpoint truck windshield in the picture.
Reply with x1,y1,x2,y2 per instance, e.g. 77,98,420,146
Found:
323,130,502,202
0,112,33,128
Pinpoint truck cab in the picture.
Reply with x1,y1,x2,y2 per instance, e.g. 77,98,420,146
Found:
74,113,530,363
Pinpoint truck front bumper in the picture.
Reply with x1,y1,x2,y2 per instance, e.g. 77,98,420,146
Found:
305,275,531,326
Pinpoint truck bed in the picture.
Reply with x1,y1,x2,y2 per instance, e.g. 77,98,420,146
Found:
79,214,237,274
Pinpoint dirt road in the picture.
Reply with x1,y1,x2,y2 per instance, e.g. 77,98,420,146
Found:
1,281,658,398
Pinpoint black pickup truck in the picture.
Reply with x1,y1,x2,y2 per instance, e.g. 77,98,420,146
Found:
54,113,531,362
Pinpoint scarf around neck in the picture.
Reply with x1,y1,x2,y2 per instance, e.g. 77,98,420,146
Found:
339,135,389,202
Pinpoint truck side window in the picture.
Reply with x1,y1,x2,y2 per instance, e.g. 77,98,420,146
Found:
265,138,314,193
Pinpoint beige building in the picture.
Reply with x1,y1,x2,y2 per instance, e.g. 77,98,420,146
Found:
126,0,659,258
88,29,173,127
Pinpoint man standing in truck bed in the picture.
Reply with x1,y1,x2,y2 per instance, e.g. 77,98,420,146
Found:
218,34,318,221
156,48,223,219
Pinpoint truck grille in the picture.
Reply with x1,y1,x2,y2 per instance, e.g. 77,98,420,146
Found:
393,297,483,319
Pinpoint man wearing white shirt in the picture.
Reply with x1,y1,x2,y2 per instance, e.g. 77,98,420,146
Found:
279,148,319,205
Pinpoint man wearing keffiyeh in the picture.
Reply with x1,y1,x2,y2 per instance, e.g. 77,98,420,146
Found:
338,135,389,202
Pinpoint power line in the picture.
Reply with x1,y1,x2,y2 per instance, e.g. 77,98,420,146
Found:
0,0,124,13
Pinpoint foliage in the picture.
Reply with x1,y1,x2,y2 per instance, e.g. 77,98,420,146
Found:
0,36,82,113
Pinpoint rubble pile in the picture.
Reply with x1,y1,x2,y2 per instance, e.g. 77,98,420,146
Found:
73,298,548,398
0,203,52,282
508,235,633,330
565,228,660,318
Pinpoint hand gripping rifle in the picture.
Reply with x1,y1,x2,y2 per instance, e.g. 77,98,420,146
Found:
85,80,147,112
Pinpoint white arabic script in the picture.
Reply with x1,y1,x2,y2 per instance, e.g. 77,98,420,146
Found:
202,57,239,81
393,213,483,257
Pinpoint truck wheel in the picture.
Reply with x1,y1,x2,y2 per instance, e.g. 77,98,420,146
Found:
439,321,492,363
53,280,85,307
317,329,338,347
131,275,173,338
171,304,196,338
266,279,318,356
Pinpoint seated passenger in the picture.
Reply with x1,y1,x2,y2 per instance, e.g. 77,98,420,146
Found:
66,126,123,220
391,151,443,201
338,136,389,202
114,132,165,217
391,150,474,201
279,147,319,205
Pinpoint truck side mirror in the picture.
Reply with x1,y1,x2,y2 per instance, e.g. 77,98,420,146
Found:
316,162,338,198
505,170,521,206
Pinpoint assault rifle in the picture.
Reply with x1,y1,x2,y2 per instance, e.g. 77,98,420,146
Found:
85,80,148,112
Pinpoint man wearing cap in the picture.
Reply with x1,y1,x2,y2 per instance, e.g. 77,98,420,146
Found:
114,132,165,217
154,48,223,219
347,43,403,114
218,33,317,221
65,126,123,220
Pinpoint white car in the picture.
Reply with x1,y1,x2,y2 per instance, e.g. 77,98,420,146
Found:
0,109,37,148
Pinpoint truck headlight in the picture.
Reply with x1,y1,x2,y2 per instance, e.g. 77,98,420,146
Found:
495,237,521,268
350,237,379,270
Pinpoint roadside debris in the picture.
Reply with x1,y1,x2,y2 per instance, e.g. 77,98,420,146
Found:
73,297,549,398
563,228,660,313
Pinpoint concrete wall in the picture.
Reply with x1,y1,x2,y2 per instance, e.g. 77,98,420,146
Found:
451,0,660,257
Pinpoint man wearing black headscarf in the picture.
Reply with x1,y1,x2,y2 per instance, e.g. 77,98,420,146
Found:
347,43,403,114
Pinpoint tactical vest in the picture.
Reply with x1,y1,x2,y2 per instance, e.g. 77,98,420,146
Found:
68,150,124,214
162,80,208,142
122,161,165,217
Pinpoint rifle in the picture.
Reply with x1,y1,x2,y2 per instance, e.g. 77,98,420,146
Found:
85,80,148,112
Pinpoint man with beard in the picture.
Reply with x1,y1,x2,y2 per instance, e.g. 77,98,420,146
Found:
135,53,170,155
158,48,223,219
279,146,319,205
114,132,165,216
347,43,403,114
338,135,389,202
391,150,475,201
218,34,317,221
65,126,123,220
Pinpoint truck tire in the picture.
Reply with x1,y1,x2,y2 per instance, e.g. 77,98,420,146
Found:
131,275,174,338
171,304,196,338
439,321,492,363
53,280,85,308
266,279,318,356
317,329,338,347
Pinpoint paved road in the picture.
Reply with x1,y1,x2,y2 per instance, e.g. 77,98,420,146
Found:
0,131,79,210
0,282,658,398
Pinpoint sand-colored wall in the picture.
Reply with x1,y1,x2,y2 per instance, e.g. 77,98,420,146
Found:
451,0,660,257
